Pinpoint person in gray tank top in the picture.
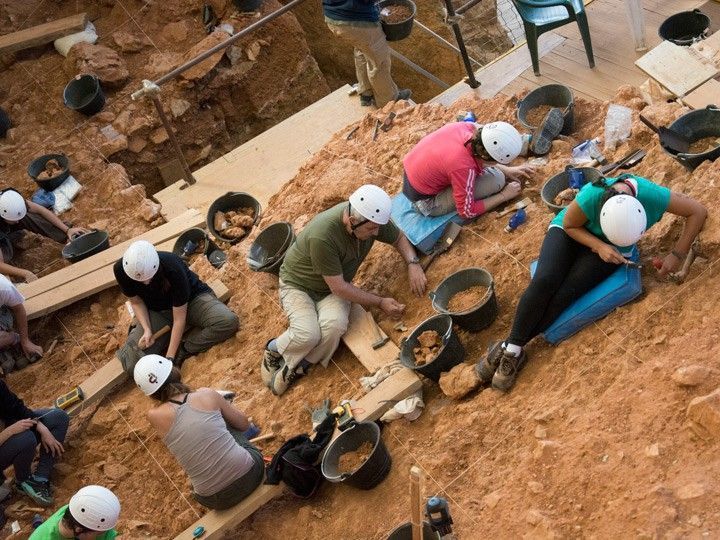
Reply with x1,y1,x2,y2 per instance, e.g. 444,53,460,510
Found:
133,354,265,510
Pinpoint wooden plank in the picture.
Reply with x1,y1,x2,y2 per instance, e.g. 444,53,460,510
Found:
18,209,203,301
153,85,367,221
174,484,284,540
0,13,88,55
66,280,230,417
635,40,719,96
682,78,720,109
353,368,422,422
341,304,399,373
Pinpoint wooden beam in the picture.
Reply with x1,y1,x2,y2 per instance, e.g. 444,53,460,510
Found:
0,13,88,55
341,304,399,373
65,280,230,417
18,209,203,301
681,78,720,109
353,368,422,422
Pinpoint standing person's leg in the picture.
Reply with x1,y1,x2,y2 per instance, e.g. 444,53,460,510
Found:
326,23,374,102
32,408,69,483
182,293,239,357
305,293,352,367
116,310,173,372
476,227,577,385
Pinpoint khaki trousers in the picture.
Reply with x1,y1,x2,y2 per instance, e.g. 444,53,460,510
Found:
326,21,398,106
276,281,351,371
413,166,506,217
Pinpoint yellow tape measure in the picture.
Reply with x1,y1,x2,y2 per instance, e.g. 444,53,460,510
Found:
55,387,84,410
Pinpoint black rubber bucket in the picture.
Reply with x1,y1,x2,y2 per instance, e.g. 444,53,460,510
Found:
27,153,71,191
387,522,439,540
64,75,105,116
658,9,711,46
377,0,416,41
0,107,10,138
430,267,498,332
517,84,574,136
321,421,391,490
663,106,720,171
247,222,294,275
399,314,465,382
172,228,209,259
62,230,110,263
206,192,261,245
233,0,262,11
540,167,602,214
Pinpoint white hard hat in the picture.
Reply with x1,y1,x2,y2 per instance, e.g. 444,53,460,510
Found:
123,240,159,282
68,485,121,531
348,184,391,225
480,122,523,164
134,354,173,396
600,194,647,247
0,190,27,222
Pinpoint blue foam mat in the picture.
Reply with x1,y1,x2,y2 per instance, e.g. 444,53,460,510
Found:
391,193,465,254
529,248,643,344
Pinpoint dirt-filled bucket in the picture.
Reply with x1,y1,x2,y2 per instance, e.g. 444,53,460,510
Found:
247,222,294,275
430,267,498,332
541,167,602,214
399,314,465,382
377,0,416,41
387,522,439,540
172,228,209,259
63,74,106,116
62,230,110,263
321,421,391,490
517,84,574,135
27,153,71,191
206,192,261,244
663,106,720,170
658,9,711,46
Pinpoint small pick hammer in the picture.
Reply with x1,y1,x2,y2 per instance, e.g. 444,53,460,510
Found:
367,311,389,350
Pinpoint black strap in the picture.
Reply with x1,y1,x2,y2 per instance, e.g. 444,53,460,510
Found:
168,394,189,406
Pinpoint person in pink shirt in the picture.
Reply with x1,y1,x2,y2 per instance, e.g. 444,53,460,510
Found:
402,112,563,219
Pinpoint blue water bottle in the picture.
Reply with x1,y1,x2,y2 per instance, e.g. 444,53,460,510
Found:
505,208,527,232
462,111,476,122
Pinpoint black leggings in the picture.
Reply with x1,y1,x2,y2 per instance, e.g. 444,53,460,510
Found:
507,227,619,347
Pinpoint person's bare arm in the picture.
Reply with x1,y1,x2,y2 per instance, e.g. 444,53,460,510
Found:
26,200,69,237
392,233,426,296
166,304,187,359
10,303,42,356
562,201,627,265
656,192,707,276
0,260,35,282
323,275,404,318
214,390,250,431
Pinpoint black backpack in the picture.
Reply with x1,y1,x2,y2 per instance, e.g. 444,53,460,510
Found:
265,415,335,498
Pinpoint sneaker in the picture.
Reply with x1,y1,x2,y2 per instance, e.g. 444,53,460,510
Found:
173,344,193,368
474,341,505,384
260,342,284,387
396,88,412,101
529,108,564,156
360,94,375,107
216,389,236,401
491,348,528,392
17,478,53,507
270,360,311,396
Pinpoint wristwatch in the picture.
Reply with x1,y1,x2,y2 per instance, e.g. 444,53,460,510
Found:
407,256,420,265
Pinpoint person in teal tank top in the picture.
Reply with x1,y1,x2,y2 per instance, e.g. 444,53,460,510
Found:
30,485,120,539
475,173,706,392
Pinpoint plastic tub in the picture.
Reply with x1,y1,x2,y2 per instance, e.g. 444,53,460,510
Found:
62,230,110,263
663,105,720,171
540,167,602,214
387,522,439,540
377,0,416,41
430,267,498,332
27,153,71,191
172,228,209,259
321,421,391,490
247,221,295,275
399,314,465,382
63,74,106,116
206,192,261,244
658,9,710,46
517,84,574,136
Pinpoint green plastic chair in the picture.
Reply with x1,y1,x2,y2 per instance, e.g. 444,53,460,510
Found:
512,0,595,76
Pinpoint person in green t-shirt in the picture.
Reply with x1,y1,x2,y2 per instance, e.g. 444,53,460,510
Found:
263,184,427,395
475,173,706,392
30,485,120,540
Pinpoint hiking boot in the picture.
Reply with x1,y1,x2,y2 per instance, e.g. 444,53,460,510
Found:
17,478,53,507
529,108,564,156
360,93,375,107
216,389,236,401
491,348,528,392
474,341,504,384
270,360,311,396
396,88,412,101
172,344,193,368
260,342,284,387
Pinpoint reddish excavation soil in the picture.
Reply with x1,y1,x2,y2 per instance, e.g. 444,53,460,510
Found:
3,2,720,539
